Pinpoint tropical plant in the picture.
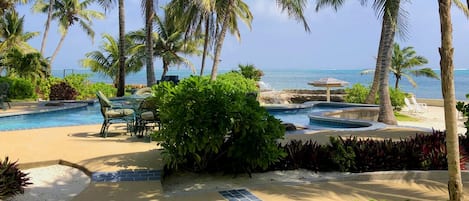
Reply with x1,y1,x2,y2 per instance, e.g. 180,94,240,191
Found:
33,0,105,65
316,0,405,125
0,0,30,14
361,43,438,89
233,64,263,81
94,0,126,96
1,48,48,83
0,10,39,53
81,33,143,88
153,11,201,79
0,156,31,199
154,73,284,174
438,1,469,200
143,0,156,86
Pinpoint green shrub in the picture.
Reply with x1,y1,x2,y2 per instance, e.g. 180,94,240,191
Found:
88,82,116,98
64,74,91,100
0,157,31,199
38,77,61,100
0,77,36,99
345,83,370,104
345,83,406,109
389,87,406,109
155,74,284,174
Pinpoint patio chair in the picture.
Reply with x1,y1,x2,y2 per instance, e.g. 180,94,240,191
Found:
96,91,135,138
404,97,417,113
134,97,161,138
0,82,11,110
410,96,428,112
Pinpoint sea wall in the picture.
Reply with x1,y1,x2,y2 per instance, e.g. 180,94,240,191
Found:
259,89,346,104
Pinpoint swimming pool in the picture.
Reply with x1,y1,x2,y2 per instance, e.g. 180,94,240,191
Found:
267,102,383,131
0,104,103,131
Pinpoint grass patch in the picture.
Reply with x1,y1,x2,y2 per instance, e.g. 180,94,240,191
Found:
395,112,420,122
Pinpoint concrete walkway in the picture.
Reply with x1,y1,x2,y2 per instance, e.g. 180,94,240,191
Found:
1,101,469,200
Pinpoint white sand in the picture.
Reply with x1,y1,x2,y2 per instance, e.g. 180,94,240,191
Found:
6,165,90,201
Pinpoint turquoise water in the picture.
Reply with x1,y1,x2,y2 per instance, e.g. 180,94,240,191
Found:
0,105,102,131
52,68,469,100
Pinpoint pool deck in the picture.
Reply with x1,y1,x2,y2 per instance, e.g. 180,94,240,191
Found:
2,101,469,200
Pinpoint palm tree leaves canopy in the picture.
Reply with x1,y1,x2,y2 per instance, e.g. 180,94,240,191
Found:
81,33,143,85
0,10,38,53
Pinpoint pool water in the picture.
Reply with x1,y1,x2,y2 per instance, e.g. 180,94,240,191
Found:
268,105,346,128
0,104,103,131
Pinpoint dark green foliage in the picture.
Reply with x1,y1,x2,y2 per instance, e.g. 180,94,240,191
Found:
154,74,284,175
456,101,469,136
389,87,406,109
270,130,461,172
0,77,36,99
328,137,356,172
0,157,31,199
345,83,406,108
232,64,264,81
49,81,78,100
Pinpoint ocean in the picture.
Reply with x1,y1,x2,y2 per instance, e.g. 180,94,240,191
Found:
52,68,469,100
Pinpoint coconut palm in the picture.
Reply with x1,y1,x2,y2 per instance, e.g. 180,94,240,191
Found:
33,0,104,66
2,47,48,82
317,0,405,125
35,0,54,57
390,43,438,89
0,0,30,14
153,13,201,79
438,1,468,200
143,0,157,86
168,0,309,80
0,10,39,53
127,14,202,80
81,33,143,86
361,43,438,89
94,0,126,96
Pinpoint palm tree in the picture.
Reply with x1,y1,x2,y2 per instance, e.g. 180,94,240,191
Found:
316,0,404,125
2,47,48,82
81,33,143,86
361,43,439,89
33,0,104,66
153,13,201,79
0,0,30,14
143,0,156,86
0,10,39,53
36,0,54,57
94,0,126,96
438,1,468,200
390,43,438,89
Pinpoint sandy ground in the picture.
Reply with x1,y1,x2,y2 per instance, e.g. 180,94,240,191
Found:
2,103,469,201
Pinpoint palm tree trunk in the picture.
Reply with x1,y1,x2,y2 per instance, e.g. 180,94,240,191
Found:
40,0,54,75
200,17,210,76
377,3,398,125
49,31,68,66
210,0,234,81
365,21,386,104
438,0,464,200
116,0,126,97
161,60,169,79
145,0,156,86
395,77,400,89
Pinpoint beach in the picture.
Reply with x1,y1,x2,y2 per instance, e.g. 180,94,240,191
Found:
2,101,469,201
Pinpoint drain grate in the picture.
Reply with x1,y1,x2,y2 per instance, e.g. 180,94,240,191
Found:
219,189,262,201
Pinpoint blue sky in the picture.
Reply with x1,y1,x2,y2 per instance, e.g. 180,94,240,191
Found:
16,1,469,71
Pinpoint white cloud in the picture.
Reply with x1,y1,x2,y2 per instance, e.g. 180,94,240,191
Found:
250,0,290,22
